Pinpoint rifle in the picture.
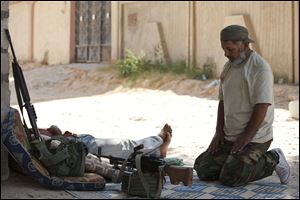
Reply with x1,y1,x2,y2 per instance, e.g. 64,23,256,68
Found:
5,30,88,177
101,152,166,173
99,144,193,186
5,29,40,141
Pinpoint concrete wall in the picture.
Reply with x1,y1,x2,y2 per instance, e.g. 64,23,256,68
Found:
1,1,10,181
9,1,71,65
122,1,190,64
34,1,71,65
8,2,32,61
9,1,299,83
115,1,299,83
195,1,296,82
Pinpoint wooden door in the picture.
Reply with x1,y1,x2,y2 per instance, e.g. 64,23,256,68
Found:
75,1,111,62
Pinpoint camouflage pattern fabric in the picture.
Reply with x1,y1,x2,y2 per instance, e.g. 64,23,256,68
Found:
62,173,106,184
2,108,106,190
85,153,120,182
13,110,109,185
13,111,50,176
194,139,278,187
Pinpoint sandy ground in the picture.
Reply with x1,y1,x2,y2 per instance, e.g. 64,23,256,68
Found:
1,63,299,199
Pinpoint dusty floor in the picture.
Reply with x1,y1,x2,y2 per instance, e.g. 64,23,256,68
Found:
1,63,299,199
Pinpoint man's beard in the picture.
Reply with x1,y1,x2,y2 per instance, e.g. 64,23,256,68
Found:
230,49,247,65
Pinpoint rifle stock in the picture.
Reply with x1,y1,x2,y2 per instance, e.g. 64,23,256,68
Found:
5,29,40,140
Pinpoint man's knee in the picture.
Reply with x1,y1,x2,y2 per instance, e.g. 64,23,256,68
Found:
194,152,220,181
219,155,249,187
195,166,220,181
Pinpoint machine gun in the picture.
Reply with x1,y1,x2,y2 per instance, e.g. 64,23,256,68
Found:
5,29,40,142
99,144,193,186
100,144,166,173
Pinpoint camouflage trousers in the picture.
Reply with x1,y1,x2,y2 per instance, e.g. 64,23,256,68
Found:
194,139,278,187
85,153,121,182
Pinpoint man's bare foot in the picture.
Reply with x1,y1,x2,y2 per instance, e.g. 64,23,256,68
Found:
63,131,78,138
158,124,172,139
158,124,172,158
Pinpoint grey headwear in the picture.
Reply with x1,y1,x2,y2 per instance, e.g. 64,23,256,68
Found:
220,25,255,43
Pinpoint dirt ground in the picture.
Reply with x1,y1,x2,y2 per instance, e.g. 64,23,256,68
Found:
1,63,299,199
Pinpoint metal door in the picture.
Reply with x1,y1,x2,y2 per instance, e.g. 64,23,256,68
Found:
75,1,111,62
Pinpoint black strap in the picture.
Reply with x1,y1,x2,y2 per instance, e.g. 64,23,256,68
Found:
12,63,29,129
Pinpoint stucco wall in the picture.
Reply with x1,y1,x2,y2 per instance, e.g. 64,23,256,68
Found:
34,1,71,65
195,1,295,81
122,1,190,64
118,1,298,83
9,1,71,65
9,1,298,83
9,2,32,61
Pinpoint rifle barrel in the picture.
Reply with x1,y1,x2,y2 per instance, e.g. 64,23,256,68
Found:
5,29,17,63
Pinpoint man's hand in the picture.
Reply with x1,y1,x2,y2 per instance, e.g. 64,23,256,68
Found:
230,103,270,154
230,134,252,154
207,131,224,154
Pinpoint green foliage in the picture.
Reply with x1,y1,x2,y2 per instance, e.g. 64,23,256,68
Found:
185,67,203,79
115,49,216,80
132,60,189,75
169,61,187,74
202,63,214,79
116,49,149,78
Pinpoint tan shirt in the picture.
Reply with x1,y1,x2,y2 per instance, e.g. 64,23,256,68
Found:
219,51,274,143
